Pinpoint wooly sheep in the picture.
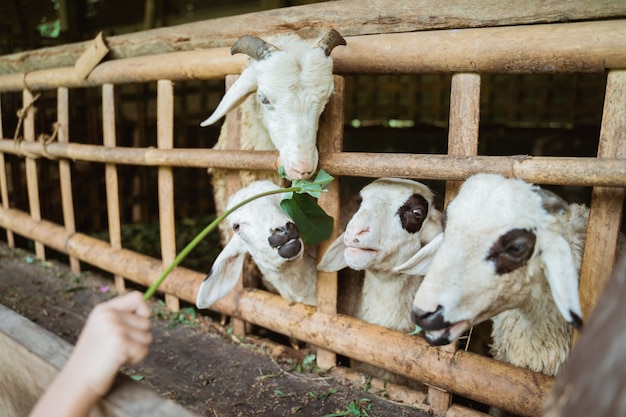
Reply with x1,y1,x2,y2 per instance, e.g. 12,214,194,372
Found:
196,180,317,309
544,252,626,417
395,173,589,376
318,178,443,384
201,29,346,244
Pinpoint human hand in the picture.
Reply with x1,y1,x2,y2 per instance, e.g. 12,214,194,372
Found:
65,291,153,397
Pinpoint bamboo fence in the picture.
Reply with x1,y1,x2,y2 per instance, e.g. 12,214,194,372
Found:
0,3,625,416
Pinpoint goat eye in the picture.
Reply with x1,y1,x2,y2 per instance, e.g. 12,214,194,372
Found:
232,223,240,233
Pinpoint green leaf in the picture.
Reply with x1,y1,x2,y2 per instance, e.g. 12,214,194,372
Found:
281,193,334,246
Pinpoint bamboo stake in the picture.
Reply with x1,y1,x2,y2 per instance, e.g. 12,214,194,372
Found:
315,75,345,369
157,79,179,312
0,96,14,246
579,70,626,321
57,87,79,273
1,20,625,93
22,89,45,259
1,140,625,187
103,84,126,293
0,204,551,417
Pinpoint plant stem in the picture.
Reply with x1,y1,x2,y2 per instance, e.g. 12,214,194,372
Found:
143,185,300,300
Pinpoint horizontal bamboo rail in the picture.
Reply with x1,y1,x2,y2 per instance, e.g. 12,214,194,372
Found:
1,0,624,75
0,20,625,92
0,205,550,417
2,139,625,187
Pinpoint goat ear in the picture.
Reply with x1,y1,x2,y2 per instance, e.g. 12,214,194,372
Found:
317,232,348,272
195,236,247,309
200,70,257,127
540,230,583,329
393,232,443,275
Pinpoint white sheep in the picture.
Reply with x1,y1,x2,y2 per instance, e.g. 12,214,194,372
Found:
195,180,317,309
395,173,589,376
318,177,443,384
201,29,346,244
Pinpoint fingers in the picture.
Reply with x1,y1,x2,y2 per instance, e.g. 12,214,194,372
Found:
104,291,151,317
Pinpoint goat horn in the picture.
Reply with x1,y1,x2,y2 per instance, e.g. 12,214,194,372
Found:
315,29,347,56
231,35,278,61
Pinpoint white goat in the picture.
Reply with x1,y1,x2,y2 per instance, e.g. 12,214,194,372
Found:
395,173,589,376
201,30,346,243
318,178,443,384
196,180,317,309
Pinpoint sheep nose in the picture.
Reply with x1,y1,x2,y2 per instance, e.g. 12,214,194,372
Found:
411,305,448,331
268,222,303,259
291,168,313,180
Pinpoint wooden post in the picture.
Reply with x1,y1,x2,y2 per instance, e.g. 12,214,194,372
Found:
0,96,14,247
578,70,626,321
433,72,481,415
157,79,179,311
102,83,126,293
57,87,80,273
23,89,45,259
316,75,345,369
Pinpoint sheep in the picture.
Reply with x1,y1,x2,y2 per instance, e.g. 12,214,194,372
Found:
196,180,317,309
201,29,346,245
394,173,589,376
544,252,626,417
318,177,443,385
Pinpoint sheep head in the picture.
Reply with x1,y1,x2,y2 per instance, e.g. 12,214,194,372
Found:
318,178,443,274
201,29,346,181
395,173,584,346
196,180,304,309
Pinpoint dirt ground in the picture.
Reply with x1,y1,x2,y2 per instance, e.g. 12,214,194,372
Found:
0,242,432,417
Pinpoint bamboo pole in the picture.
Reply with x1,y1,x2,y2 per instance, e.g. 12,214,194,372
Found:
1,0,624,75
57,87,79,273
1,140,625,187
431,72,481,415
0,205,551,417
1,20,625,93
0,96,13,247
157,79,179,312
103,84,126,293
22,90,45,259
315,75,345,369
579,70,626,321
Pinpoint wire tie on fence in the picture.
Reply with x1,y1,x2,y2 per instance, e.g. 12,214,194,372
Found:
12,93,41,147
37,122,60,160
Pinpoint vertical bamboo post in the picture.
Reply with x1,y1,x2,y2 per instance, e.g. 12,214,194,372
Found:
23,89,45,259
157,79,179,312
578,70,626,321
57,87,80,273
223,74,246,336
0,96,14,247
102,83,126,293
316,76,345,369
434,72,481,416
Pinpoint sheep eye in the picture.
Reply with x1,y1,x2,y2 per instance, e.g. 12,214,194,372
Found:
258,94,271,106
232,223,240,232
412,208,425,219
487,229,536,274
399,194,429,234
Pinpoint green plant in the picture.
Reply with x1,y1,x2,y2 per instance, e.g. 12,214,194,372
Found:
290,353,320,374
324,398,373,417
143,169,334,300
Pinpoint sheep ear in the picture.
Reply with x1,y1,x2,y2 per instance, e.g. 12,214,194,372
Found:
196,236,247,309
200,70,258,127
317,232,348,272
540,230,583,328
393,232,443,275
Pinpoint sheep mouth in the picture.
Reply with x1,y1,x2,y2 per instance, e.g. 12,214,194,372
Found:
345,246,380,255
422,320,471,346
275,238,304,260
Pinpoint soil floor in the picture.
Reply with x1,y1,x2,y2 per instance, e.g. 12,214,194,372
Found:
0,242,432,417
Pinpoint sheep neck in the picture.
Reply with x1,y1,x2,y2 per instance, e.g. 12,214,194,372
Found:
257,251,317,307
358,271,422,333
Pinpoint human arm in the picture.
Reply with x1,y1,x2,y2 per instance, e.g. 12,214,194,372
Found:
28,291,153,417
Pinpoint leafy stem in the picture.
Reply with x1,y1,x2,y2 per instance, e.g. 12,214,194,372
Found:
143,169,334,300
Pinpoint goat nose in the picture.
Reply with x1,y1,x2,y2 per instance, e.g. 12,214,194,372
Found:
411,305,448,331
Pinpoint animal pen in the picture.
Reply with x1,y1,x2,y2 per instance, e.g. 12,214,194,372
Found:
0,2,625,417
